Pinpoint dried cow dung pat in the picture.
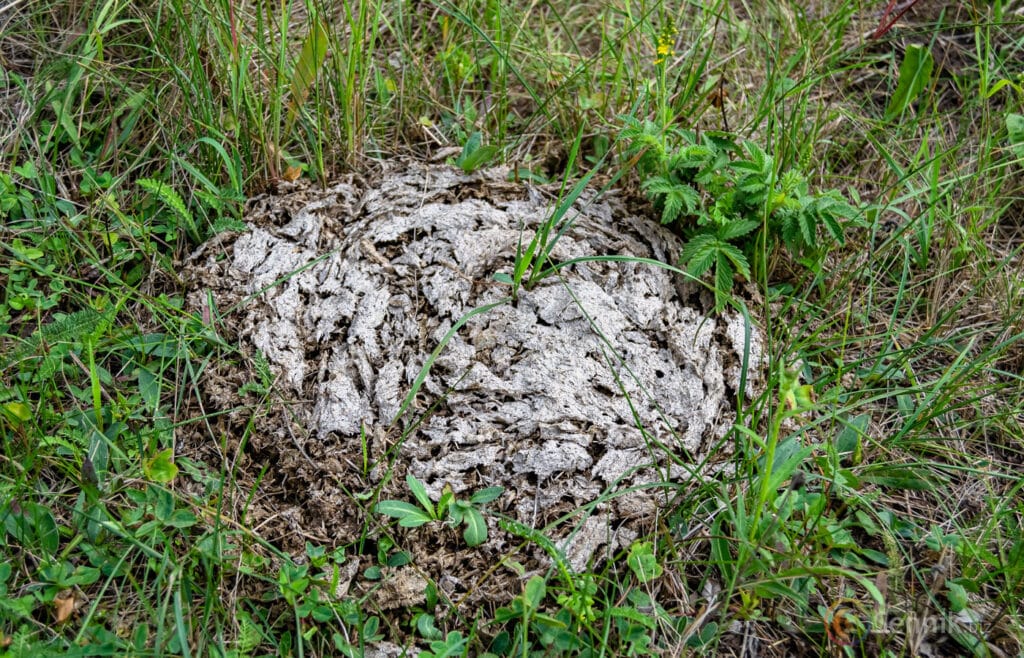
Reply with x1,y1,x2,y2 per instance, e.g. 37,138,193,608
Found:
184,161,764,575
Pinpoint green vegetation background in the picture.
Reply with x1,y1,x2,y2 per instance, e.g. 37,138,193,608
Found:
1,0,1023,655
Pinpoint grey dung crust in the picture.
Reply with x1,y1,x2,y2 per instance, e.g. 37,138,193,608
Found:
186,162,764,573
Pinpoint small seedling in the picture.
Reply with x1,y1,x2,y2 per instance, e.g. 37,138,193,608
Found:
455,131,499,173
375,474,503,547
626,541,663,584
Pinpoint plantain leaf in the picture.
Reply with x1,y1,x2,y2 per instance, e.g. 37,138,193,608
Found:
284,18,330,139
885,44,934,120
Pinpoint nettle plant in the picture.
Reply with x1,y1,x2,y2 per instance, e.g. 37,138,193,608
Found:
620,117,862,310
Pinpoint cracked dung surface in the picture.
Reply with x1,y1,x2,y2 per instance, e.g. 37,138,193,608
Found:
183,161,764,608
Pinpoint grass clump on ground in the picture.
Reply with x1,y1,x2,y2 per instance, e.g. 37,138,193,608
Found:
2,0,1024,656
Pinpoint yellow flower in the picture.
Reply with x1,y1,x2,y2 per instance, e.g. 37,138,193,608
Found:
654,21,676,65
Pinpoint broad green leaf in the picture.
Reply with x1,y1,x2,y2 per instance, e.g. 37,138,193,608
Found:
458,132,482,159
885,44,934,120
860,465,939,490
766,439,813,493
285,18,330,138
2,401,31,423
524,575,546,609
406,474,435,517
461,507,487,546
710,517,734,581
447,502,464,524
8,501,60,556
437,488,454,518
417,613,443,640
375,500,433,527
835,413,870,461
1008,112,1024,160
387,551,412,567
946,581,968,612
608,606,657,629
166,509,198,528
859,548,890,566
457,143,498,173
455,132,498,173
144,448,179,483
33,503,61,555
137,364,160,412
626,541,663,583
752,580,805,602
469,486,504,505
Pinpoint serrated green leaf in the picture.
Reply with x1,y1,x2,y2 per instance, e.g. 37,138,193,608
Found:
714,253,734,311
822,211,844,244
798,210,816,249
660,190,683,224
680,233,717,277
719,219,760,241
737,178,768,194
640,176,673,194
717,241,750,280
138,178,198,241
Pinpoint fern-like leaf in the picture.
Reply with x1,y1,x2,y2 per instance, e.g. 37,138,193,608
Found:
778,209,801,254
798,209,816,250
713,253,735,312
138,178,199,242
680,233,718,277
719,219,760,241
3,307,114,372
716,240,751,280
642,177,700,225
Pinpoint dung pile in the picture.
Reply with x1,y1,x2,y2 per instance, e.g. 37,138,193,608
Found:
183,161,764,604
